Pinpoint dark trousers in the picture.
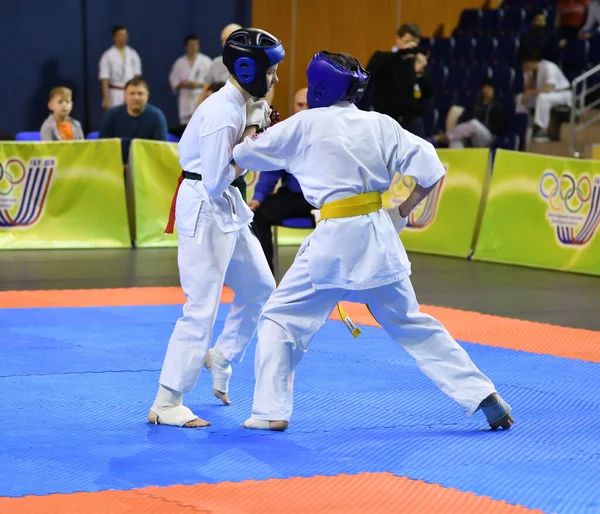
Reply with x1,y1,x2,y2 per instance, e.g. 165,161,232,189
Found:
253,187,315,272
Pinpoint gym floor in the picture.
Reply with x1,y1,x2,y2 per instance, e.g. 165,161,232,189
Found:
1,248,599,513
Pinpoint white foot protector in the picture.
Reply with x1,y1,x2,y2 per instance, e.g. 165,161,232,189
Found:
148,385,199,427
148,405,198,427
243,417,272,429
204,347,232,393
243,417,289,431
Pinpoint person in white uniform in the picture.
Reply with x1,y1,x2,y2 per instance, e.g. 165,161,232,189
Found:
232,51,514,432
99,26,142,110
516,50,571,143
148,28,285,428
169,34,213,126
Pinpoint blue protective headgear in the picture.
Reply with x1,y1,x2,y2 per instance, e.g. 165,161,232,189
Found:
223,28,285,98
306,51,370,109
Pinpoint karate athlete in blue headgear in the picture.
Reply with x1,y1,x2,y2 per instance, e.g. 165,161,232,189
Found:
149,29,285,428
233,51,514,432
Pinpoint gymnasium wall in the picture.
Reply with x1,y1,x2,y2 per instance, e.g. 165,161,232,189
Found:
0,0,252,135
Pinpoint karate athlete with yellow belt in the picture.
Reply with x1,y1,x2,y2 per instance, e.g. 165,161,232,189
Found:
232,51,514,432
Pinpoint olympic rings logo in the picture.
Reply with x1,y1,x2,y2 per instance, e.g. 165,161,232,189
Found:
0,159,27,196
539,171,592,214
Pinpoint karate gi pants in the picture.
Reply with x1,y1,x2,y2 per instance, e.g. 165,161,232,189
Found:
250,247,496,422
159,213,275,393
108,88,125,107
516,91,571,130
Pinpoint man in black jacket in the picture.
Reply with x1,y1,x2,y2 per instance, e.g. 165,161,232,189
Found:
362,23,434,138
434,79,507,148
519,10,557,60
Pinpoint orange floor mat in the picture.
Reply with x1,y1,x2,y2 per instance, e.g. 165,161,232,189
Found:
332,301,600,363
0,287,598,362
0,473,542,514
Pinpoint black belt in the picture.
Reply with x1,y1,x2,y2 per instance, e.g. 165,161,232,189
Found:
183,171,202,181
183,170,247,203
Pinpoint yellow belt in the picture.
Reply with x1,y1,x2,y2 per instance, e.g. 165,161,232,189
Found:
320,192,382,220
318,192,382,338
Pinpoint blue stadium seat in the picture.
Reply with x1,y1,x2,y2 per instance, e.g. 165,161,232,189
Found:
431,65,449,90
453,9,482,37
491,66,515,101
512,67,524,93
452,36,476,66
423,103,439,137
87,131,99,139
434,88,457,118
429,38,454,66
15,132,41,141
564,68,586,84
473,36,498,66
511,113,529,151
479,9,503,36
560,40,590,72
494,133,520,151
447,66,467,90
494,36,519,66
503,0,553,9
419,37,434,54
499,8,526,37
589,36,600,66
455,87,478,109
467,65,493,90
167,133,180,143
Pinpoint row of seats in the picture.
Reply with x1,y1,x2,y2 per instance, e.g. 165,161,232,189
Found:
501,0,556,8
423,36,520,67
431,65,524,110
14,131,180,142
424,37,600,71
454,6,554,37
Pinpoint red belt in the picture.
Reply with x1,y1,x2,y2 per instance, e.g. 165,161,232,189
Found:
109,84,125,90
164,172,185,234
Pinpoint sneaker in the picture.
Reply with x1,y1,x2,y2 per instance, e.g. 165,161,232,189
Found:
533,131,550,143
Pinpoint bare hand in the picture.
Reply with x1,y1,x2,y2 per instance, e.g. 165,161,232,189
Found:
399,40,418,50
415,53,427,74
102,98,111,110
248,200,261,212
579,32,593,40
540,84,554,93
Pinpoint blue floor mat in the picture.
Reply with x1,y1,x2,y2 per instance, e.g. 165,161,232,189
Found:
0,305,599,513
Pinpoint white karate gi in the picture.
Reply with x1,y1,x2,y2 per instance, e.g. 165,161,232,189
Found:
169,53,213,125
158,81,275,394
99,46,142,107
516,60,571,130
233,103,496,422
